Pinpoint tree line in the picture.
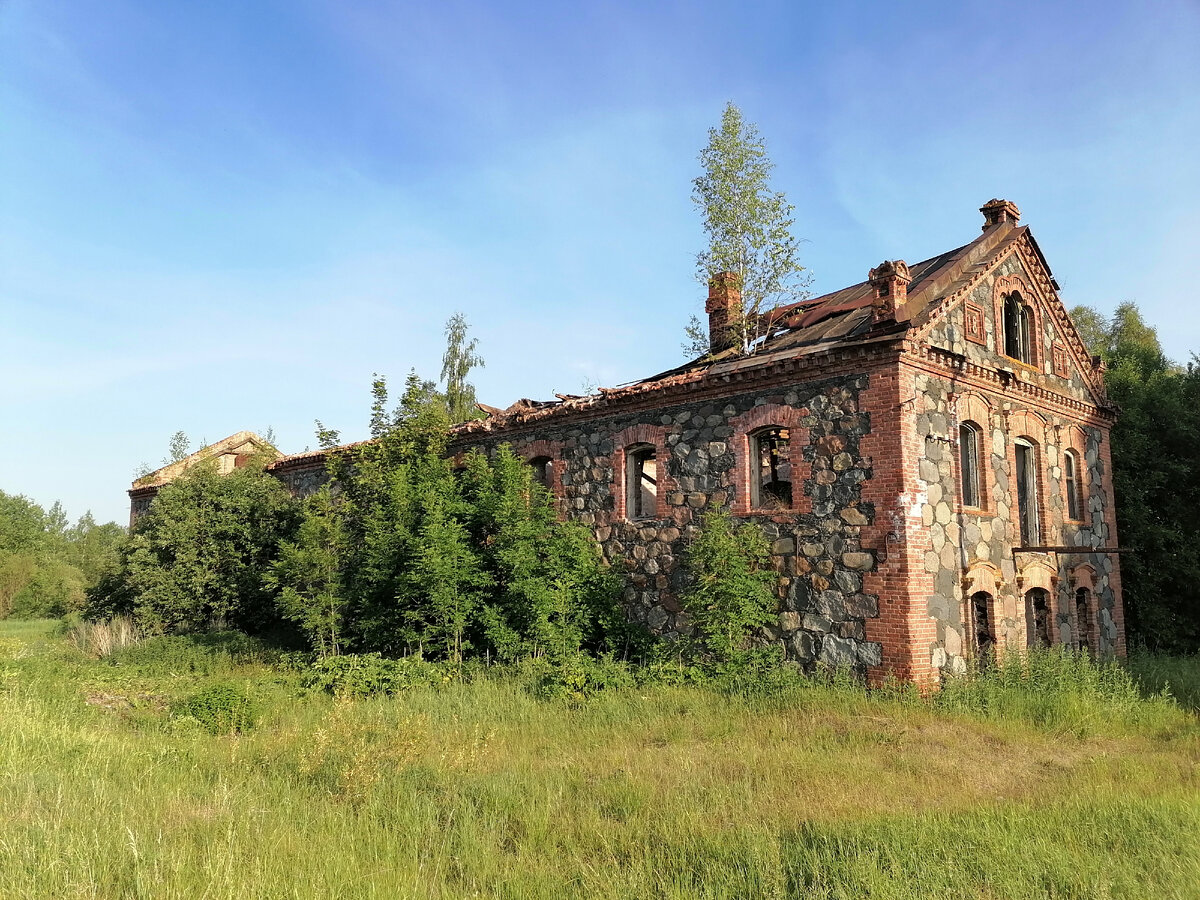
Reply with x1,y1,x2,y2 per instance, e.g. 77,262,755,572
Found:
0,494,125,619
1072,302,1200,653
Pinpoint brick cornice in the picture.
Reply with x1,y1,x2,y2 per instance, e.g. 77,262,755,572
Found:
901,342,1116,427
451,341,904,449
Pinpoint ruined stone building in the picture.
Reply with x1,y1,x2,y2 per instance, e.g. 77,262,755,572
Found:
130,199,1125,685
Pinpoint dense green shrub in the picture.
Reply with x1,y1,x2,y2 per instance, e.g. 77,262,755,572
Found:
302,653,444,698
680,510,778,665
89,463,301,635
171,682,257,733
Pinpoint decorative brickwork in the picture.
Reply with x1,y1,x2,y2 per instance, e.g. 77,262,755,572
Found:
126,199,1127,683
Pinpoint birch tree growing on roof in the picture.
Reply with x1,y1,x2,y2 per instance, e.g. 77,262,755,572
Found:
686,102,810,357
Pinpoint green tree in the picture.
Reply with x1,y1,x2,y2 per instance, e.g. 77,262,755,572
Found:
441,312,485,424
266,489,348,655
687,102,810,356
0,491,119,619
681,510,778,664
1072,303,1200,651
91,464,300,633
166,431,191,464
408,494,491,666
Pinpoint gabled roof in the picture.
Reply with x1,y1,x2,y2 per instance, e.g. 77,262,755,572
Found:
130,431,281,491
457,200,1107,436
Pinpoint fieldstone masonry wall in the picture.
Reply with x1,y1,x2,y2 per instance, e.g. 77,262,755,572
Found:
912,369,1123,676
462,374,884,673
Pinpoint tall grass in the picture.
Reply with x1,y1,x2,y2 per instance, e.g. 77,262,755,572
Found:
1,620,1197,899
64,614,142,657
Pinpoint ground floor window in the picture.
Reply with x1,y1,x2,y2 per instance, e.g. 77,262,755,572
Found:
1075,587,1093,653
1026,588,1051,648
971,590,996,663
529,456,553,491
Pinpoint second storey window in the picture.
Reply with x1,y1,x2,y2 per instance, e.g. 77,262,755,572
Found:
750,427,792,509
1014,438,1040,546
1064,449,1083,520
959,421,982,508
1003,292,1034,364
626,444,657,520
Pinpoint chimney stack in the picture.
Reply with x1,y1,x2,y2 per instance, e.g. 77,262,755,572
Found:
706,271,743,353
868,259,911,324
980,198,1020,231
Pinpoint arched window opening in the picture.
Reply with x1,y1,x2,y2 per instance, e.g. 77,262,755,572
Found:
1014,438,1040,546
528,456,553,491
1064,450,1083,521
1075,587,1093,653
1003,292,1034,364
1026,588,1051,648
625,444,658,520
971,591,996,664
750,427,792,510
959,422,982,508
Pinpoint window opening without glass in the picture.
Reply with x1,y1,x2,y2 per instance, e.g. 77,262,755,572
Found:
529,456,553,491
1075,588,1092,653
750,427,792,509
1014,439,1040,546
1027,588,1051,648
971,591,996,661
625,444,657,520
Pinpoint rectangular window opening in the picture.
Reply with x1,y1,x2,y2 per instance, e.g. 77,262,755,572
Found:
626,445,657,520
751,428,792,510
1015,441,1040,546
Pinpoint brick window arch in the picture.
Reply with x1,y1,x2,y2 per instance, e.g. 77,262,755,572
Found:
729,404,811,516
959,421,983,510
993,274,1042,369
953,392,994,513
1006,410,1051,547
520,439,564,503
611,424,672,521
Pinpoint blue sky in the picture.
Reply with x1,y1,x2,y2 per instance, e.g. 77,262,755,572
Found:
3,0,1198,525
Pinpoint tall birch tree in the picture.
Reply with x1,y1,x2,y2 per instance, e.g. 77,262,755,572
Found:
687,102,810,356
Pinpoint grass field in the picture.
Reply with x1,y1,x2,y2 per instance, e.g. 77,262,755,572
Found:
1,619,1198,899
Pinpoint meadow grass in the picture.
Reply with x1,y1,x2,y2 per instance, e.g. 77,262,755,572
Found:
1,620,1198,899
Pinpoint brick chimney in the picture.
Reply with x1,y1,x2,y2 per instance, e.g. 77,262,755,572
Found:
868,259,911,324
706,271,743,353
980,198,1020,231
